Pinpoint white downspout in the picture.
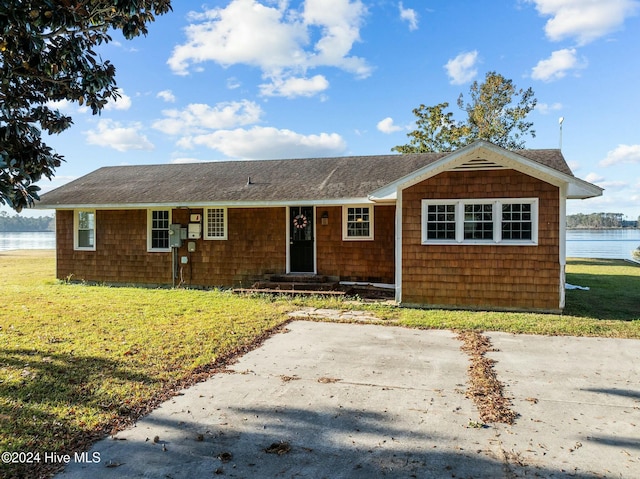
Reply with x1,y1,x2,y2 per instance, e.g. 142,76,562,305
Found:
395,187,403,304
559,184,568,309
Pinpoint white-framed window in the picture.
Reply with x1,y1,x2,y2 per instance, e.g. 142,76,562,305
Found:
343,205,374,240
422,198,538,245
74,209,96,251
147,209,171,252
205,207,227,240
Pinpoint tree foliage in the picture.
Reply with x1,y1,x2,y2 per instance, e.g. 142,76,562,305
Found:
0,0,172,211
566,212,637,229
393,72,537,154
0,211,54,231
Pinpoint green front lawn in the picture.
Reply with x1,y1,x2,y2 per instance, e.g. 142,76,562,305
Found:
0,251,638,478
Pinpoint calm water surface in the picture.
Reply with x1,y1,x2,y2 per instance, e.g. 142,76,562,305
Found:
0,231,56,251
1,230,639,261
566,229,640,261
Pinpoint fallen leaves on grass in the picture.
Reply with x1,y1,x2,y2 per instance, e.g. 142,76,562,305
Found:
457,331,517,425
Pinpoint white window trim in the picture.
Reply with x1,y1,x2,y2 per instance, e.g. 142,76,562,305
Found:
147,208,172,252
74,209,96,251
342,205,374,241
421,198,538,245
204,207,228,240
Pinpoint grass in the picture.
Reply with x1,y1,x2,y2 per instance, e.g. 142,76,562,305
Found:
0,251,639,478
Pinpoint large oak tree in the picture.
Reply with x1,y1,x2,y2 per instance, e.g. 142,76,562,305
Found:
393,72,537,153
0,0,172,211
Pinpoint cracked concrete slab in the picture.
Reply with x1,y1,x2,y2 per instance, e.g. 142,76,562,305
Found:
55,322,640,478
487,332,640,478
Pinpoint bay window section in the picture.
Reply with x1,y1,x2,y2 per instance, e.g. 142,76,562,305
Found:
463,203,494,241
424,203,456,241
422,199,537,245
501,203,533,240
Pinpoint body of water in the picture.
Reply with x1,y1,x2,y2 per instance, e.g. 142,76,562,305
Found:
567,229,640,261
1,230,639,261
0,231,56,251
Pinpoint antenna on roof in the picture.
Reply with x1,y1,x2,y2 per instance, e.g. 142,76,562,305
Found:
558,117,564,150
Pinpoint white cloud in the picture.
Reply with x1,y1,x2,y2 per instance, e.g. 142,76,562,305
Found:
531,48,586,82
567,160,581,172
227,77,241,89
260,74,329,98
536,102,563,114
152,100,263,136
170,157,203,164
157,90,176,103
528,0,639,45
179,126,346,159
104,89,132,111
600,144,640,166
585,172,605,183
399,2,419,31
377,117,403,134
84,119,154,152
167,0,370,95
444,51,479,85
598,179,628,188
45,99,76,113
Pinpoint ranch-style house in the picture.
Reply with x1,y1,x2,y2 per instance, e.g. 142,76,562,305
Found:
36,141,602,312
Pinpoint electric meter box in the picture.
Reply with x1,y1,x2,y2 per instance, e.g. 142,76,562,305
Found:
169,224,187,247
188,223,202,239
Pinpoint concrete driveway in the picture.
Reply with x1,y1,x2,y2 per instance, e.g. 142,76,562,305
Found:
56,321,640,478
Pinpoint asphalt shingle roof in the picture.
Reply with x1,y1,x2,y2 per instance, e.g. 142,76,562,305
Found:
36,149,573,207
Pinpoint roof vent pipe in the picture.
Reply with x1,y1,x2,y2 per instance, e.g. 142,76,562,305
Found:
246,176,252,186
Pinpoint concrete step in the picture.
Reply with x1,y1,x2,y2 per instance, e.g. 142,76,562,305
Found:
252,281,338,291
268,274,331,283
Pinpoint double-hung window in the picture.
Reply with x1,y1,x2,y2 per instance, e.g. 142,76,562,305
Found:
422,199,538,245
74,210,96,251
148,209,171,251
501,203,533,240
205,207,227,240
343,205,374,240
424,203,456,241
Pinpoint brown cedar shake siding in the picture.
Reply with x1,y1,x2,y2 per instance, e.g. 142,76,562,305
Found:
316,205,395,284
56,208,287,287
56,205,395,287
401,169,561,311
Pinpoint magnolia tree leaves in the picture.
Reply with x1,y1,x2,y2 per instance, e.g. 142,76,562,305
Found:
0,0,172,211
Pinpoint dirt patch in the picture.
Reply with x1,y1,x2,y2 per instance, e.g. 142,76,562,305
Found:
457,331,517,425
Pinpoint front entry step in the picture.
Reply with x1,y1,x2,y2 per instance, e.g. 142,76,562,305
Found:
233,274,343,296
252,274,339,292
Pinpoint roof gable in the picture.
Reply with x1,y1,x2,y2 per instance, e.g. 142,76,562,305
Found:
370,141,602,200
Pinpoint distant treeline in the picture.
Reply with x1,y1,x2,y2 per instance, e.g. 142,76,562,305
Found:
567,212,639,229
0,212,55,232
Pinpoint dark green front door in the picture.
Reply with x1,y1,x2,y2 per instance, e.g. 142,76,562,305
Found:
290,206,314,272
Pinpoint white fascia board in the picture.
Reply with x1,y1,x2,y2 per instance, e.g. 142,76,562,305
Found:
34,197,376,210
566,180,604,199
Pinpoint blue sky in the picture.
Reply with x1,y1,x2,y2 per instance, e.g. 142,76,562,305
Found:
13,0,640,219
